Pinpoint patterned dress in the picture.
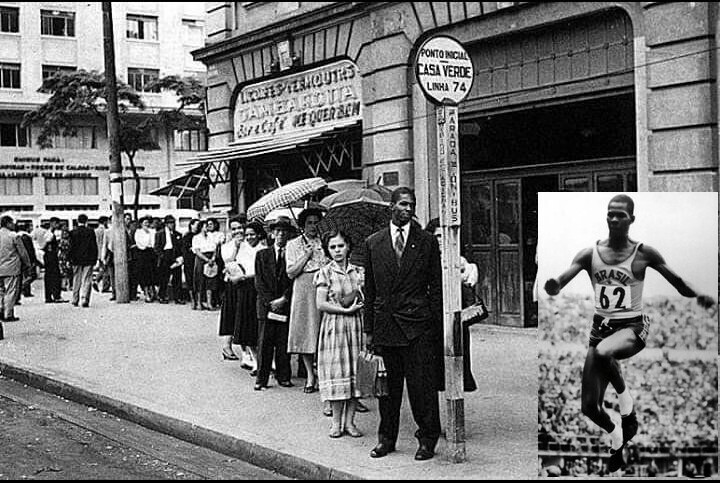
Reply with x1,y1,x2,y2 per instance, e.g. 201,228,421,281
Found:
286,235,328,354
314,261,365,402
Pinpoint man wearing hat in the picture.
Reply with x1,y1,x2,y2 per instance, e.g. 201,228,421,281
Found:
254,218,295,390
154,215,184,304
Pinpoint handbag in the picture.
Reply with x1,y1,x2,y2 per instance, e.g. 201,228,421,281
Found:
461,299,489,326
203,261,218,278
357,351,389,398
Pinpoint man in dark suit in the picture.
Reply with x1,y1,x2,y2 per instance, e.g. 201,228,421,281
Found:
364,187,443,461
42,217,65,303
254,218,294,391
68,214,98,308
154,215,184,304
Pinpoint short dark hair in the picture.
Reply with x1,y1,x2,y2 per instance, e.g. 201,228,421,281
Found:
321,229,353,259
609,194,635,216
245,221,266,241
78,214,88,224
391,187,416,204
298,207,324,228
164,214,175,223
98,216,109,224
206,217,218,229
1,216,13,228
229,216,246,227
49,217,60,224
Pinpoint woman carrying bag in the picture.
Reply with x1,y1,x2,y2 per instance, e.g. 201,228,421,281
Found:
314,229,366,439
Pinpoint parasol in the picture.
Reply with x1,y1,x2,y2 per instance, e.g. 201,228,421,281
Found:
326,179,368,193
319,186,391,210
246,177,327,222
317,199,391,266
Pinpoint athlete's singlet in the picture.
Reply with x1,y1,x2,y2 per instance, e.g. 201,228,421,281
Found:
590,241,644,319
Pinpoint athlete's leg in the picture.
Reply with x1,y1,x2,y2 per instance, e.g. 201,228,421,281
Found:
581,347,614,433
596,328,644,397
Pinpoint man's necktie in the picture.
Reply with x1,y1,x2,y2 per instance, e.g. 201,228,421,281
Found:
394,227,405,263
276,247,285,275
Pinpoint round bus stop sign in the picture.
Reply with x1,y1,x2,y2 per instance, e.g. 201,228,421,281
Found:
415,35,474,106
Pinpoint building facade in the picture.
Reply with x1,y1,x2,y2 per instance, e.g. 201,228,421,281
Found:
0,2,207,213
192,2,719,327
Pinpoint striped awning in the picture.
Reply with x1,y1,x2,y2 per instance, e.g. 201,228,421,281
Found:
178,120,361,167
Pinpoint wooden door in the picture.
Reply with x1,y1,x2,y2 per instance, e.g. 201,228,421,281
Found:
463,178,523,326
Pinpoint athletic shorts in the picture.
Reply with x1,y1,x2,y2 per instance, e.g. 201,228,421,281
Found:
588,314,650,348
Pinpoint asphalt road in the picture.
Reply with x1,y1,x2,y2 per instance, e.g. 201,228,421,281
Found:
0,376,287,480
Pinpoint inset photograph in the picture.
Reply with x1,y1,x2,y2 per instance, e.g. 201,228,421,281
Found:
537,192,718,478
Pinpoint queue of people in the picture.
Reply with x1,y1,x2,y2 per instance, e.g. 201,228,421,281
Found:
2,186,480,463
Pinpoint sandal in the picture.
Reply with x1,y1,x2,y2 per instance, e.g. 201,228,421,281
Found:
303,385,318,394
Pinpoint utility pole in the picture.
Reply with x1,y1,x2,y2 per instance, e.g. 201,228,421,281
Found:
102,2,129,303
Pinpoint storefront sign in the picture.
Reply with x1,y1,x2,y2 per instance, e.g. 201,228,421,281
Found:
415,35,474,106
233,60,362,141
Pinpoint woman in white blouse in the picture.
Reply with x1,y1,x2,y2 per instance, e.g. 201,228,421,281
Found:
134,216,157,303
192,219,224,310
219,219,265,369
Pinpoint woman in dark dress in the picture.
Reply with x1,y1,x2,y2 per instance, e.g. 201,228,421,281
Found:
181,219,200,307
219,217,246,360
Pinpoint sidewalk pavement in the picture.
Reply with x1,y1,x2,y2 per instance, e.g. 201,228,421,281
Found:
0,285,537,480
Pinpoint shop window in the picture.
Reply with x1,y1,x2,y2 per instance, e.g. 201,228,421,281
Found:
51,126,97,149
0,6,19,33
0,123,30,146
42,64,77,81
0,63,20,89
44,177,98,196
0,177,33,196
127,14,158,40
41,10,75,37
174,129,207,151
127,67,160,93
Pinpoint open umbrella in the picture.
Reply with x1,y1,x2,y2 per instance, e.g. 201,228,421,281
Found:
319,205,390,266
326,179,368,193
320,187,391,210
246,177,327,222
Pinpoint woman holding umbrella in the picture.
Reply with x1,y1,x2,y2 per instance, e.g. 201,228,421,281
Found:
286,207,329,393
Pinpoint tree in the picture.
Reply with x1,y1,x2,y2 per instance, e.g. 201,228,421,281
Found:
22,70,206,218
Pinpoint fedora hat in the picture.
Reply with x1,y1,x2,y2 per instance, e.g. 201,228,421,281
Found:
269,218,295,231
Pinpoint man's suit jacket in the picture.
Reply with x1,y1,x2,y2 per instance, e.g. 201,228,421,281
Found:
0,228,31,277
364,221,443,346
68,226,98,267
154,228,182,258
254,246,293,321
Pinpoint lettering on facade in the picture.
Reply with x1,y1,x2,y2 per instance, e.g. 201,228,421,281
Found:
2,156,143,178
233,60,362,141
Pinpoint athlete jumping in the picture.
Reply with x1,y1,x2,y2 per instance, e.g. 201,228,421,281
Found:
544,194,715,473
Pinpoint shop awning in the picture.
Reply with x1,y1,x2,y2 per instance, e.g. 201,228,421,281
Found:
178,119,361,167
150,165,209,198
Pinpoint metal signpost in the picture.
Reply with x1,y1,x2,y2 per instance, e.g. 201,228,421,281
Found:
415,35,474,463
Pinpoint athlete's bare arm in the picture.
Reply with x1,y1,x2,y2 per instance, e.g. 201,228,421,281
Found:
642,244,715,308
544,247,593,296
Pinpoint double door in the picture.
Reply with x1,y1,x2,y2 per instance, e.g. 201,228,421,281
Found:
462,160,636,327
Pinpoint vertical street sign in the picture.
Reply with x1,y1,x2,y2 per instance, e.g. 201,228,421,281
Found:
415,35,474,463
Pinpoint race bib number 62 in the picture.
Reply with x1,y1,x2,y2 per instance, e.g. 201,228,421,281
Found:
595,285,631,311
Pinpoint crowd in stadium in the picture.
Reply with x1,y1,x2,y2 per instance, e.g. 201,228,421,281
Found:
539,293,717,352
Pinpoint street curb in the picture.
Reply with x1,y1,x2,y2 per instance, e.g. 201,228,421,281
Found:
0,360,362,481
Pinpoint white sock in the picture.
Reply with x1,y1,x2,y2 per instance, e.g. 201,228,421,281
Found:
609,424,623,451
618,389,633,416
